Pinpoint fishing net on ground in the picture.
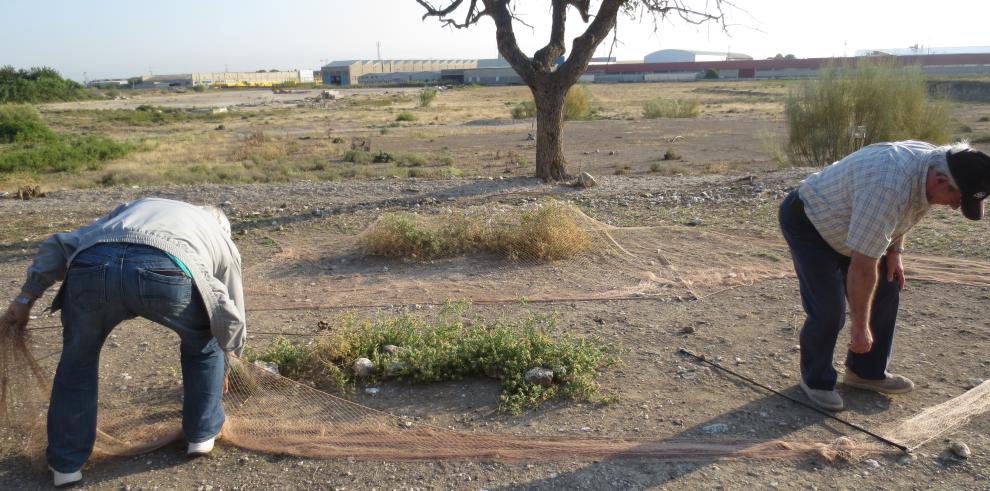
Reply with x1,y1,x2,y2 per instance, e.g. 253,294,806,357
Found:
4,201,990,466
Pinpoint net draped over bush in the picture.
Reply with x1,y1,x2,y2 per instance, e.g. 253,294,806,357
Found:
358,201,592,261
784,61,950,166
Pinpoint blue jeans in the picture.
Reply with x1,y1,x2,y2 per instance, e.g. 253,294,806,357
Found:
47,243,224,473
779,191,900,391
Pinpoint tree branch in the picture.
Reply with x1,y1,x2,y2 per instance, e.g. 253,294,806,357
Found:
532,0,568,71
416,0,488,28
484,0,537,84
554,0,625,85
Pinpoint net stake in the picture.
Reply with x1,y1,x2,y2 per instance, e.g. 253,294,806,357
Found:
677,348,909,454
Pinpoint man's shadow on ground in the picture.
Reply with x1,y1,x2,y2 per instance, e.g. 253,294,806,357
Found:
495,373,896,490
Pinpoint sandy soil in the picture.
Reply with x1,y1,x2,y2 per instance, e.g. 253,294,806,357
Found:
2,85,990,489
2,169,990,490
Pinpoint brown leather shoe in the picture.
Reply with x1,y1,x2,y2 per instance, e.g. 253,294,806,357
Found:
843,371,914,394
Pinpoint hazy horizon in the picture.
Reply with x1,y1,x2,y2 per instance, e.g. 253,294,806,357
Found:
4,0,989,82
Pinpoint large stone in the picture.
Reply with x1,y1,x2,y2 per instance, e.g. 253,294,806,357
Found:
352,357,375,378
576,172,597,189
949,440,971,459
253,360,280,375
524,367,554,387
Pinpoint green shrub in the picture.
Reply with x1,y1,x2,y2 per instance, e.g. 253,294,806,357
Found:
0,66,92,103
0,104,54,143
960,124,973,133
0,134,135,173
703,69,719,79
395,111,416,122
642,98,701,119
192,84,207,93
65,106,235,126
300,303,618,414
662,148,681,160
243,336,311,380
563,85,592,121
419,87,438,107
511,101,536,119
343,149,373,164
784,60,950,166
979,116,990,122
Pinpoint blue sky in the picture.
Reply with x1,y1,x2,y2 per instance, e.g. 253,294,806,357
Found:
3,0,989,81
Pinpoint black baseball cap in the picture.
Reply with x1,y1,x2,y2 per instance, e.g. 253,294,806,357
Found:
947,147,990,220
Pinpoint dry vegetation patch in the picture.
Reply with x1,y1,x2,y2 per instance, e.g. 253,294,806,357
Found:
359,201,590,261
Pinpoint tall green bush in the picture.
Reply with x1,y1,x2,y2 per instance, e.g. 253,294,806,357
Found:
0,66,91,103
0,104,54,143
784,61,950,166
419,87,438,107
0,103,134,173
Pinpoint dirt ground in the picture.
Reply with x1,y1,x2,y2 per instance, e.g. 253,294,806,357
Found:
2,86,990,489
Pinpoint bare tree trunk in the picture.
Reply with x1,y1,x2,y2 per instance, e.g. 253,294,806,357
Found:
533,84,568,181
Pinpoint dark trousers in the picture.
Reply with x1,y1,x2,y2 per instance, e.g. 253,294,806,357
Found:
778,191,900,390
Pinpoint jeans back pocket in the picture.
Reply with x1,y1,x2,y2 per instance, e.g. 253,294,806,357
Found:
65,263,108,313
139,269,193,309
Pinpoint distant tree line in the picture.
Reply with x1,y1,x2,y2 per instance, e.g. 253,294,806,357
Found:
0,66,92,103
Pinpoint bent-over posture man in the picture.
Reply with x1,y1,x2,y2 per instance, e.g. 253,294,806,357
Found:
1,198,246,487
779,141,990,411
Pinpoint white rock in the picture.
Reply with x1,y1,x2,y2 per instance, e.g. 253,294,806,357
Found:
353,357,375,377
949,440,971,459
253,360,280,375
702,423,729,434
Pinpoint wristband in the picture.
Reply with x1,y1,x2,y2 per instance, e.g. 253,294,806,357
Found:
888,246,905,254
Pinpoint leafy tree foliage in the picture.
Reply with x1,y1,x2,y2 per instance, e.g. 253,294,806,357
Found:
0,66,92,103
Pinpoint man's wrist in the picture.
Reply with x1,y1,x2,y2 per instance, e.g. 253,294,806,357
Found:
13,293,35,306
887,245,905,254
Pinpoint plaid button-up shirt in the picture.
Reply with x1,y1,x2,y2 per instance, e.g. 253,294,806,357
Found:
798,141,941,258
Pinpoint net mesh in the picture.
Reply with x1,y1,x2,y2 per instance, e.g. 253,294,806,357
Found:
3,201,990,465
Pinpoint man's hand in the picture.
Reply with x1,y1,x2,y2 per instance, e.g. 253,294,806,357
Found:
886,251,905,290
223,374,229,395
848,325,874,354
1,301,32,334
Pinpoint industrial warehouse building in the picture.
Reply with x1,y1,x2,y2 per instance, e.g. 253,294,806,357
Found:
644,49,752,63
321,60,476,86
584,52,990,82
192,70,313,87
124,70,315,88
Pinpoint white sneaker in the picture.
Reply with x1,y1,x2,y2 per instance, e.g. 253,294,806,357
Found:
50,466,82,487
187,436,216,456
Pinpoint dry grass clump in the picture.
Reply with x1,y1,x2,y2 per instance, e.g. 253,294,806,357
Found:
359,201,591,261
642,98,701,119
231,130,292,161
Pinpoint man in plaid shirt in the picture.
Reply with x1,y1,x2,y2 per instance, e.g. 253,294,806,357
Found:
779,141,990,411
